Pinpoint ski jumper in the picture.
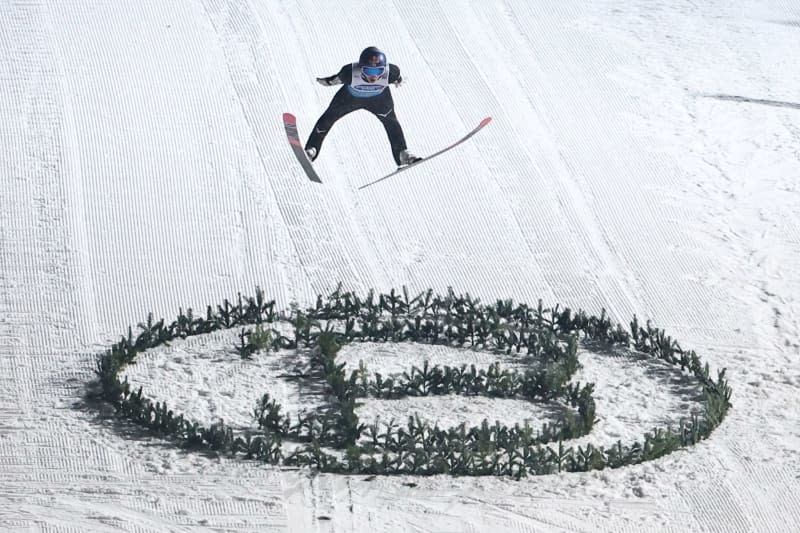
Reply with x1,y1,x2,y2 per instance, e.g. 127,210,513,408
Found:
305,63,408,166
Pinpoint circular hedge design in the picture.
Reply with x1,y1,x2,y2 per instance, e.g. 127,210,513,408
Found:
95,286,732,478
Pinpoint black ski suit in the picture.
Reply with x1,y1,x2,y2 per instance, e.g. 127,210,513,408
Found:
305,63,408,166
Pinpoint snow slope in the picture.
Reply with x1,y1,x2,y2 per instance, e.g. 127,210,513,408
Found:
1,0,799,531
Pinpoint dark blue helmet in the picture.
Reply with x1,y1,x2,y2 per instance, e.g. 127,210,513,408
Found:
358,46,387,78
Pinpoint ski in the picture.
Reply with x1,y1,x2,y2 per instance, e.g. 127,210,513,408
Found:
283,113,322,184
358,117,492,190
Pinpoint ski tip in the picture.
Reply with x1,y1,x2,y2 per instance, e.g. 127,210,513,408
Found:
479,117,492,127
283,112,296,123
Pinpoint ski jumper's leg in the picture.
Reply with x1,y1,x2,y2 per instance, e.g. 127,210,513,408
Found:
367,90,407,166
305,89,358,159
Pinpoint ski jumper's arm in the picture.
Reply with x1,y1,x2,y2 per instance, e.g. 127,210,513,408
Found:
388,64,402,85
316,64,353,86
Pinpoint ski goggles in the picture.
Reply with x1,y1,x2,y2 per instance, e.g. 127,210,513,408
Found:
362,65,386,77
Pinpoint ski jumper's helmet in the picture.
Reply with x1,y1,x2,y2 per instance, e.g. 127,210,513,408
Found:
359,46,387,78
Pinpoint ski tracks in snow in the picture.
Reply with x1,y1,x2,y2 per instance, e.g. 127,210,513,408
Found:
0,2,128,530
3,1,800,532
198,0,395,298
384,0,659,323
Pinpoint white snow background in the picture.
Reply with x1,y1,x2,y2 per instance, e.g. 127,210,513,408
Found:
2,1,799,532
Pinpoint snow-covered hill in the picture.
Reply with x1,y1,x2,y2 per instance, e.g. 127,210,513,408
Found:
1,1,798,531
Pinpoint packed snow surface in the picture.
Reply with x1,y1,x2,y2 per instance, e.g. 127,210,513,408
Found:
2,1,799,532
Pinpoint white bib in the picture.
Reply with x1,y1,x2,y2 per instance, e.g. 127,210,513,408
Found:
347,62,389,98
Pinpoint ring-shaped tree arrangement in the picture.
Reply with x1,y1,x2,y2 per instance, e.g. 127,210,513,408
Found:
94,286,732,478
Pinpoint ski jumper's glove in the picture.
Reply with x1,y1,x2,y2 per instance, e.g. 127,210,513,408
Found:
392,76,404,87
316,75,341,86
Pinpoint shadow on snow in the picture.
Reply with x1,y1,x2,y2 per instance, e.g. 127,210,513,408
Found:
700,93,800,111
